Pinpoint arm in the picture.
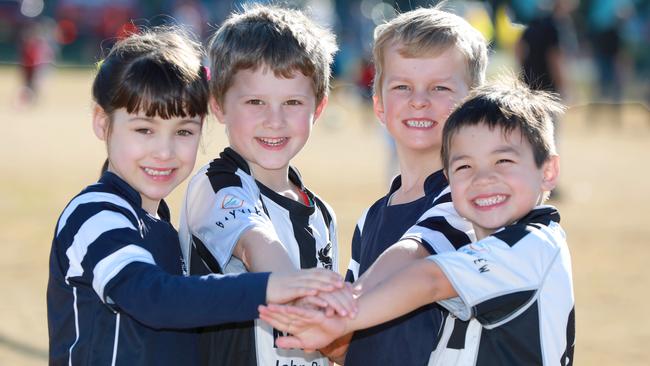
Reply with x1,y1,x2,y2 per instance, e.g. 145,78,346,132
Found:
354,238,430,292
107,262,345,330
234,225,296,273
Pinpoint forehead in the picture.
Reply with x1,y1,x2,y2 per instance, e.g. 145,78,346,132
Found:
382,43,470,83
450,124,527,152
228,67,316,96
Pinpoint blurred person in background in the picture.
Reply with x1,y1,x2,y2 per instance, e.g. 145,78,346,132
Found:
18,19,54,106
516,0,577,198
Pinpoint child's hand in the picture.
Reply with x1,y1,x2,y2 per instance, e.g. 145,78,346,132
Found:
266,269,343,304
292,283,358,318
258,303,348,351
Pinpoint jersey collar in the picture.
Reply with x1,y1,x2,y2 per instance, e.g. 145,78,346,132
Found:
99,171,171,221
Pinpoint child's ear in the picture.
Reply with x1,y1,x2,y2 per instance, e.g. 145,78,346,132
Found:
313,95,328,123
209,97,225,124
541,155,560,192
92,104,109,141
372,95,386,126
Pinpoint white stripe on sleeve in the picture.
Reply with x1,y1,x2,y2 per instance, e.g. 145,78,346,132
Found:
65,210,137,282
93,244,156,302
57,192,137,236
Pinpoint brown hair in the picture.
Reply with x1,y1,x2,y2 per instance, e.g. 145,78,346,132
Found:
207,4,337,108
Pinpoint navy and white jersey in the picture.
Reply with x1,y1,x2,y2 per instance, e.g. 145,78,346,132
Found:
344,171,473,366
179,147,337,366
428,206,575,366
47,172,269,366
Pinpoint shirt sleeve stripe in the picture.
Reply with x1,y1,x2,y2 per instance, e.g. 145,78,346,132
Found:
93,244,156,302
346,259,360,282
57,192,138,236
65,210,137,282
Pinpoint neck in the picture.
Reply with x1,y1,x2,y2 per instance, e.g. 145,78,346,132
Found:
390,146,442,204
140,196,160,216
249,163,296,195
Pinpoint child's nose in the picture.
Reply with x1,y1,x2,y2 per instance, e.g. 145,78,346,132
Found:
264,106,286,129
473,168,497,186
409,90,430,109
152,136,174,160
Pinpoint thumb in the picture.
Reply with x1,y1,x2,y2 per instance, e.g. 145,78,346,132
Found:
275,336,305,349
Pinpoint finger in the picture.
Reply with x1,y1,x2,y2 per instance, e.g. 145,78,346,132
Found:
260,312,291,332
275,336,306,349
302,269,344,289
259,305,293,324
317,287,357,317
297,295,328,309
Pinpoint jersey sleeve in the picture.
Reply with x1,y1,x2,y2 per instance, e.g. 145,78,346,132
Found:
54,192,156,304
104,262,269,329
180,167,280,269
345,208,369,282
428,228,559,325
400,189,474,254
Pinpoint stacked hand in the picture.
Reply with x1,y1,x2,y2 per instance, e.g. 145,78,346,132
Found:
260,282,359,352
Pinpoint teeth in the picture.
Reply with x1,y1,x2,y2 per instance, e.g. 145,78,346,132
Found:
259,137,287,146
474,195,506,207
405,120,434,128
144,168,172,176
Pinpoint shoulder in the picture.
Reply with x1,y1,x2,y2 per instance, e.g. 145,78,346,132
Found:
56,183,140,236
190,151,256,195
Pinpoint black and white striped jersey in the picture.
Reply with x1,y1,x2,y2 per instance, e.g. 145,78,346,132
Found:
47,172,269,366
179,147,337,366
427,206,575,366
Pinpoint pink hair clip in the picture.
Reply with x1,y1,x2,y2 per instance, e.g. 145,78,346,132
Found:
203,66,211,81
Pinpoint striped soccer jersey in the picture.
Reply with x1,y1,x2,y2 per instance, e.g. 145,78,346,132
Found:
179,147,337,366
427,206,575,366
47,172,269,366
344,171,474,366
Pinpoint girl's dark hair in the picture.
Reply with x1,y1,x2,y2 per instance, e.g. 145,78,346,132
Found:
93,26,209,175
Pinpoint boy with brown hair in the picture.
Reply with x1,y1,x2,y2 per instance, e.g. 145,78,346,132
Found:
261,77,575,366
320,5,488,365
179,4,342,366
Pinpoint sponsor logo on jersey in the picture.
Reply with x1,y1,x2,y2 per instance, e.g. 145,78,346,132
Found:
222,194,244,209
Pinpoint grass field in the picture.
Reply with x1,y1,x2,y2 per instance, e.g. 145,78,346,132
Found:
0,66,649,365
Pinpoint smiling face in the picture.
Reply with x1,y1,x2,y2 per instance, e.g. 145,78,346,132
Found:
94,107,202,214
446,124,559,239
374,44,470,162
212,67,325,182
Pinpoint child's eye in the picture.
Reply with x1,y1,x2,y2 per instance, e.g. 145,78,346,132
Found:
496,159,514,164
433,86,450,92
246,99,264,105
285,99,303,106
393,85,409,91
136,128,152,135
454,164,471,172
177,129,194,137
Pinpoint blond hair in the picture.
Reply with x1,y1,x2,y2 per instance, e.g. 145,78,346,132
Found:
372,6,488,100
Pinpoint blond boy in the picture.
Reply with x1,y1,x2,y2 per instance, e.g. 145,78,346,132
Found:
323,6,487,365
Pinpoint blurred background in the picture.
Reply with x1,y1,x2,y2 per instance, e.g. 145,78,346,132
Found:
1,0,649,365
1,0,649,109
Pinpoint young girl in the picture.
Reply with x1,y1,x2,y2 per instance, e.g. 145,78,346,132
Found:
46,27,346,366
